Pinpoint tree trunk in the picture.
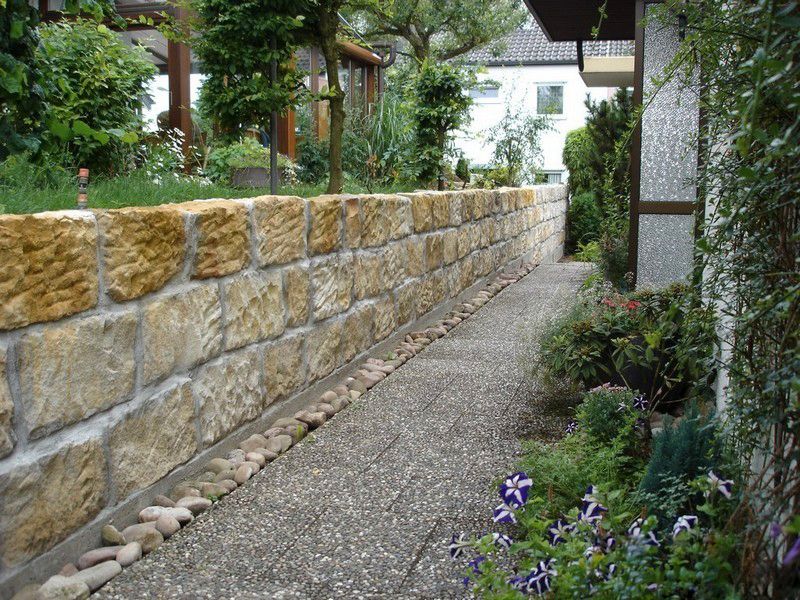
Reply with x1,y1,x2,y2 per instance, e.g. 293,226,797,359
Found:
319,11,345,194
437,129,446,190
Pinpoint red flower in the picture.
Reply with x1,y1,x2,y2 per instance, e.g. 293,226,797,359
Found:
625,300,641,310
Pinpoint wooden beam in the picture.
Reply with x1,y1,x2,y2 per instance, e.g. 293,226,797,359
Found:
637,201,696,215
167,7,192,169
277,111,296,159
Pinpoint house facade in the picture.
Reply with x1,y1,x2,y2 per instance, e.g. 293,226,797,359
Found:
457,26,632,183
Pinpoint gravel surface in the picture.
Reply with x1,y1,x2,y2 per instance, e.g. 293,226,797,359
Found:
95,262,591,600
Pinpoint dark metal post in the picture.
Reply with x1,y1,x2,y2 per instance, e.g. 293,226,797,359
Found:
270,37,278,194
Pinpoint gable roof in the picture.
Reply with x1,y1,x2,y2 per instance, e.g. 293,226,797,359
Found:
463,24,633,66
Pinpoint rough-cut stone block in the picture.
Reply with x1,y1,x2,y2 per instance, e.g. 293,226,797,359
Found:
308,196,342,255
109,382,196,500
360,195,411,247
0,346,14,458
251,196,306,265
284,265,310,327
341,303,374,363
142,284,222,385
443,229,459,265
0,439,106,567
409,193,433,233
98,207,185,302
354,251,384,300
16,311,136,439
195,347,263,447
182,201,250,279
307,319,343,381
449,195,463,227
224,271,284,350
0,212,98,330
395,282,417,325
312,255,353,320
458,255,476,293
406,237,425,277
431,193,451,229
343,196,361,248
425,233,444,271
417,272,447,316
372,296,397,342
457,227,471,259
480,219,495,248
383,242,407,289
264,335,305,403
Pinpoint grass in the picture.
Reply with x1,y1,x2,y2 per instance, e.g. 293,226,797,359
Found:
0,165,419,215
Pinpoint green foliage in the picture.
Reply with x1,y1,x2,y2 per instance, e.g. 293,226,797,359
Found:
186,0,308,137
205,137,294,183
486,104,550,186
537,283,717,408
638,407,724,528
455,156,470,188
296,136,329,184
352,0,527,63
562,127,594,196
576,386,640,446
407,59,474,187
35,19,156,173
573,240,601,263
568,191,602,248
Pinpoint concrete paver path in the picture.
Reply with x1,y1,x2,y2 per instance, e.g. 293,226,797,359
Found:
96,262,591,600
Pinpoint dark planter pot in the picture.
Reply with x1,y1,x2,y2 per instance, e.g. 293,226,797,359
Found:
231,167,283,188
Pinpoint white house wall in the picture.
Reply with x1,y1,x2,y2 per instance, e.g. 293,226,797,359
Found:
456,64,612,179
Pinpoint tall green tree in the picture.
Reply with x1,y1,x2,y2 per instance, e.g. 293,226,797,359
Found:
353,0,526,64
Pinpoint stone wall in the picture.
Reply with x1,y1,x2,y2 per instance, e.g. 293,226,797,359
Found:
0,186,566,587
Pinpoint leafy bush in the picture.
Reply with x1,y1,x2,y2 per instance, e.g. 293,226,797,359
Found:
36,19,157,173
205,137,295,184
486,104,550,186
455,157,470,188
562,127,594,195
567,191,602,248
573,241,601,263
537,283,716,408
296,136,329,184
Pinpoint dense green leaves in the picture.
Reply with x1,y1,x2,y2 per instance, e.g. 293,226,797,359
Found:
486,104,550,187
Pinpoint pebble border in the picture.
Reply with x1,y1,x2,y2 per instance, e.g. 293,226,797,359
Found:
13,261,539,600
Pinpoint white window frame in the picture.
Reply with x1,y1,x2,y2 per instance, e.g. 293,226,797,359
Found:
469,85,501,104
535,82,566,118
541,170,564,184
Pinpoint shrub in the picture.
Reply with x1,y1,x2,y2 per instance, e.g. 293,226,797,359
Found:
36,19,157,173
573,240,601,263
455,157,470,188
567,191,602,248
562,127,594,195
296,136,329,184
205,137,295,184
537,283,717,408
486,103,549,186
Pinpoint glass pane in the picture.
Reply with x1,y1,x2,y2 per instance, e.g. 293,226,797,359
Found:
469,87,499,100
537,85,563,115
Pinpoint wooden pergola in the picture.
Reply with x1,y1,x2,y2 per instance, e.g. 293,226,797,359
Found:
37,1,389,161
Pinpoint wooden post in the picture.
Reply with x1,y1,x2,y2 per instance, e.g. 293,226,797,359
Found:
167,6,192,170
277,112,296,158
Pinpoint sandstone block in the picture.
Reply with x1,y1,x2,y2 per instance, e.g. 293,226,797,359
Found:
431,193,451,229
263,335,305,403
360,195,411,247
224,271,284,350
0,346,14,457
311,255,354,320
16,311,136,438
340,303,374,363
443,229,459,265
395,282,417,325
0,439,106,568
457,227,471,259
353,251,384,300
98,206,184,302
194,347,263,447
408,193,433,233
383,242,407,289
372,296,397,342
181,200,250,278
141,284,222,385
425,233,444,271
448,194,463,227
417,272,447,316
0,211,97,330
109,382,196,500
343,195,362,248
406,237,425,277
251,196,306,265
308,196,343,255
284,265,310,326
307,319,343,381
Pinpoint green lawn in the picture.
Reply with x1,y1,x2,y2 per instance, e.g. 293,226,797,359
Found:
0,171,419,215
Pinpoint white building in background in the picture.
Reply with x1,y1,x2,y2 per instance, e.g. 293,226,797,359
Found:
457,25,633,183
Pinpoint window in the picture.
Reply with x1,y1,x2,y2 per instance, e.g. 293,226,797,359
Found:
544,171,563,184
469,86,499,101
537,84,564,115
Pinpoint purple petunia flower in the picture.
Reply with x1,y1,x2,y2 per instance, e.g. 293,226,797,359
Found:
490,532,513,549
672,515,699,539
565,419,578,435
547,519,576,546
578,486,607,525
462,555,486,587
783,538,800,566
770,522,783,539
524,559,557,595
594,562,618,581
616,400,628,413
633,395,649,411
707,470,734,499
508,575,527,591
627,518,660,547
500,472,532,508
449,533,471,560
493,502,517,524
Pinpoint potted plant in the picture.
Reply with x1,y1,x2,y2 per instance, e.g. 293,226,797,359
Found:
206,137,295,187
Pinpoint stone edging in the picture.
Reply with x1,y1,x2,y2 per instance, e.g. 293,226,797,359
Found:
12,261,539,600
